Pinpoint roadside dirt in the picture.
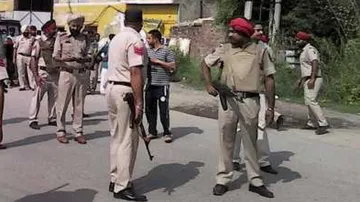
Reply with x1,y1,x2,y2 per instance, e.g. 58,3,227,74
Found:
170,83,360,129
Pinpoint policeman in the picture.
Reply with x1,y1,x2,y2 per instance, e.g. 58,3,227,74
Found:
53,14,92,144
13,25,36,91
296,31,329,135
0,33,9,150
232,24,280,174
106,9,147,201
201,18,275,198
28,20,59,130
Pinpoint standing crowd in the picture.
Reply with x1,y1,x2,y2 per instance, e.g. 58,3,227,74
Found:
0,7,330,201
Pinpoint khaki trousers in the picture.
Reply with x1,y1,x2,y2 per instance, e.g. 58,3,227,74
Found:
56,70,88,137
233,93,273,167
106,83,139,193
304,78,328,127
217,96,263,187
16,54,35,89
90,63,99,91
29,69,59,124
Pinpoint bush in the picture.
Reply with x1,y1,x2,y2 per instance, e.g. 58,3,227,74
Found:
172,49,220,89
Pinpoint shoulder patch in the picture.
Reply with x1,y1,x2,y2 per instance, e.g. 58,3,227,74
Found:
134,43,145,56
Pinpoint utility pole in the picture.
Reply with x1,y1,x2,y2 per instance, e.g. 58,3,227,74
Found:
271,0,282,42
244,0,253,20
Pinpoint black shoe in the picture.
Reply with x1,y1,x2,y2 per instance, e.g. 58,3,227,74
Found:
19,88,26,91
213,184,228,196
113,188,147,201
260,165,278,175
48,121,57,126
301,124,317,130
71,113,90,119
276,115,284,130
316,126,329,135
109,182,115,193
233,162,241,171
249,185,274,198
29,122,40,130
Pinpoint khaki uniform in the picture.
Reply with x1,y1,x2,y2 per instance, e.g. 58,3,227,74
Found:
106,27,146,193
29,35,59,124
14,35,36,89
53,32,91,138
233,42,280,166
204,43,276,187
300,44,328,127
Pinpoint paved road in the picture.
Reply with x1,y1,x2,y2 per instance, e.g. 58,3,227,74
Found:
1,89,360,202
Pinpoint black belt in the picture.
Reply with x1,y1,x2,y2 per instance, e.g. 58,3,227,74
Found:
303,76,322,80
18,53,31,57
60,67,86,74
108,81,131,87
233,91,259,99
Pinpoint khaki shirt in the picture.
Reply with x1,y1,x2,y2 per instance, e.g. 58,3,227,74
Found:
52,32,90,69
107,27,146,83
204,43,276,93
300,43,321,78
14,35,36,55
32,35,57,69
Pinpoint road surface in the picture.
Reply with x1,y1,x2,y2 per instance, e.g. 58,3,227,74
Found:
1,89,360,202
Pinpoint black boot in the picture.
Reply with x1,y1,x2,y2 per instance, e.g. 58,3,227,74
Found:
233,162,241,171
113,187,147,201
213,184,228,196
249,185,274,198
29,122,40,130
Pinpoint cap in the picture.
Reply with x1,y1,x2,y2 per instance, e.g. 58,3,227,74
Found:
296,31,311,41
125,8,143,23
42,20,57,33
21,25,29,33
229,18,254,37
67,14,85,25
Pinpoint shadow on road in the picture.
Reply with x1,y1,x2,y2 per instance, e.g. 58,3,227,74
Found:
265,151,302,184
133,161,205,195
229,151,301,191
3,117,27,125
5,130,110,149
171,126,204,141
14,187,98,202
86,111,108,118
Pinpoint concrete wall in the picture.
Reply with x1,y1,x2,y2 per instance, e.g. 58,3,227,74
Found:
171,19,226,59
176,0,216,22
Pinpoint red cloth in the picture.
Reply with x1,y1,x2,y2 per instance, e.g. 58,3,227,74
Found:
229,18,254,37
43,22,57,34
296,31,311,41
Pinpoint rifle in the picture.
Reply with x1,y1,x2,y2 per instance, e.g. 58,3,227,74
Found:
212,81,238,110
123,93,154,161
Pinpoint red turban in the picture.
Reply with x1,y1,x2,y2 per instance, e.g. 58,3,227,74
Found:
296,31,311,41
229,18,255,37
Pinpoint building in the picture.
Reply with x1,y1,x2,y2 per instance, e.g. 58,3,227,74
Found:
1,0,216,38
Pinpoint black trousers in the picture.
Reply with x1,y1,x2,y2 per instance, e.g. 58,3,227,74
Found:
145,85,170,135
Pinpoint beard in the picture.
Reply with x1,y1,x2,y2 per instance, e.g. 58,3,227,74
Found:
70,29,80,36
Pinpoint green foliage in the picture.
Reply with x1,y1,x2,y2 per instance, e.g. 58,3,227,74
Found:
171,49,220,90
215,0,245,25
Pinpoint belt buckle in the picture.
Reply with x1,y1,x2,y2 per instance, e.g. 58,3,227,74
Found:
235,92,244,103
